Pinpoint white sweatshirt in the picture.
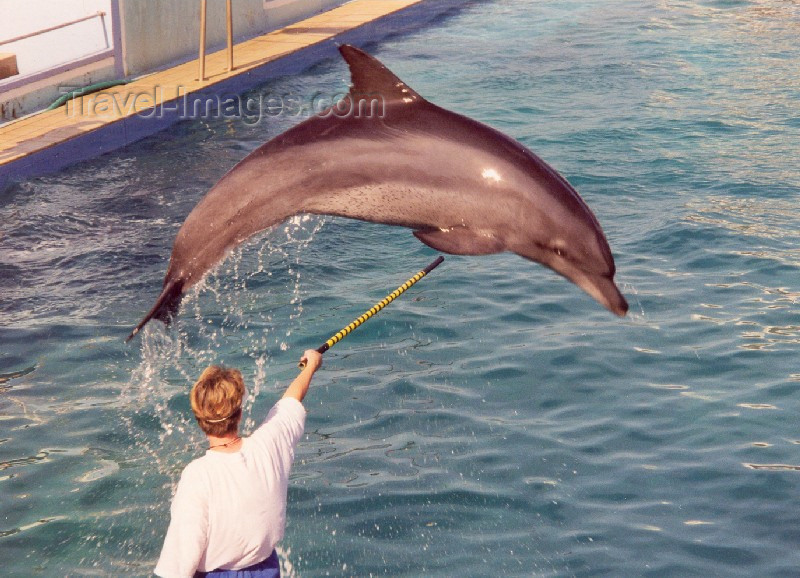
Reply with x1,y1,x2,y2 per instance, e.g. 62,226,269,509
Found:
154,397,306,578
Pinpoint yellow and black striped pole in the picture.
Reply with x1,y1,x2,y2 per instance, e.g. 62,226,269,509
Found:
299,256,444,368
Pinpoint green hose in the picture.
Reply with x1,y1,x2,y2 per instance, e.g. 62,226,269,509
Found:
46,79,129,111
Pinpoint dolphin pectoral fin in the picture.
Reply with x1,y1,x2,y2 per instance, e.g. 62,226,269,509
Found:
413,228,504,256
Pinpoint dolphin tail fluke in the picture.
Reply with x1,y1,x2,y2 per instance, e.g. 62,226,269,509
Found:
126,280,184,342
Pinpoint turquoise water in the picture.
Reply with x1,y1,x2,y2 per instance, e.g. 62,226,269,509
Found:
2,0,800,575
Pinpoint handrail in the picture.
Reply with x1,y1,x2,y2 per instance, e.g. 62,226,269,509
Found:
0,11,106,47
198,0,233,81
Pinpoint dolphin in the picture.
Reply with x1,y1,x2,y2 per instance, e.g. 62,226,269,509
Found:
128,44,627,341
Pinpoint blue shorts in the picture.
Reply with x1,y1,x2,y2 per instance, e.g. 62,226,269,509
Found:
194,550,280,578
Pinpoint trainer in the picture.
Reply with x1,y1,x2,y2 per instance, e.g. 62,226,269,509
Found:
155,349,323,577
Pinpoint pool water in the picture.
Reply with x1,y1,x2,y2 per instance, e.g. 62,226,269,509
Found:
2,1,800,575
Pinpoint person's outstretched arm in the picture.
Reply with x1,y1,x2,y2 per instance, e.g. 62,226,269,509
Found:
282,349,322,403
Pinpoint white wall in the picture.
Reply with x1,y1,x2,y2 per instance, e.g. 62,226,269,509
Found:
0,0,113,76
0,0,350,80
118,0,348,76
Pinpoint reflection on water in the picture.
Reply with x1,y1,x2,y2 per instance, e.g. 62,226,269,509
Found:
737,403,778,410
744,463,800,471
686,197,800,245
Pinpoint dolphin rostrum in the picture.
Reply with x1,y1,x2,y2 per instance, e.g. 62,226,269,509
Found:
128,44,627,341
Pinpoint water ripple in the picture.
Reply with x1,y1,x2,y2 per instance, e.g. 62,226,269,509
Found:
2,0,800,575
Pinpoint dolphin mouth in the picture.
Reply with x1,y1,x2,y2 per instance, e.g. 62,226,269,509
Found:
577,271,629,317
542,254,628,316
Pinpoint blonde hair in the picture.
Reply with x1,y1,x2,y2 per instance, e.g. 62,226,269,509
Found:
190,365,245,437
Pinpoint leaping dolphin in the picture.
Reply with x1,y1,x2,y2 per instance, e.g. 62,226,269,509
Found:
128,44,627,341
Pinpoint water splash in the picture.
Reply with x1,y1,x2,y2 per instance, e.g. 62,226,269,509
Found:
114,216,326,572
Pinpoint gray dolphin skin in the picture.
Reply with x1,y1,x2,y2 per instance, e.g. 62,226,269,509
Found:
128,44,627,341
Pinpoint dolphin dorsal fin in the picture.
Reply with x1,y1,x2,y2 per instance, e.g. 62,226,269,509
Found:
339,44,423,104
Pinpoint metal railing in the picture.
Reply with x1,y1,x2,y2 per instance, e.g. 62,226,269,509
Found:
198,0,234,81
0,11,106,47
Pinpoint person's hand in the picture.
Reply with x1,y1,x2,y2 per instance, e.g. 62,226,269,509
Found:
285,350,323,402
300,349,322,372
